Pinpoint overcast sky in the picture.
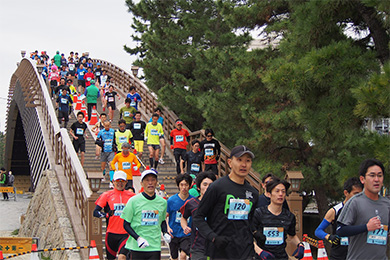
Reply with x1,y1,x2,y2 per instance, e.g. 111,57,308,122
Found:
0,0,138,132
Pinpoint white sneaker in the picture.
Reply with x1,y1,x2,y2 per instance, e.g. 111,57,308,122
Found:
159,158,165,164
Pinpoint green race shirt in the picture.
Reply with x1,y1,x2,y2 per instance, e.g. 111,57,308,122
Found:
121,193,167,252
120,106,137,124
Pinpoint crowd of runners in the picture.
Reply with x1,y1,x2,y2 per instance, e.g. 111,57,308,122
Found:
30,51,389,260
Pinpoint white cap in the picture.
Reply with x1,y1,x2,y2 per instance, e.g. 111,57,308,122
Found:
113,171,127,181
141,169,158,181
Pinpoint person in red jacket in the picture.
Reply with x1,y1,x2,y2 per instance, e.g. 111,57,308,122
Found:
84,67,95,88
170,119,190,174
94,171,136,260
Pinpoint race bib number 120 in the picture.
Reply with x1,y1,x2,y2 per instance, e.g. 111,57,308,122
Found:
228,199,250,220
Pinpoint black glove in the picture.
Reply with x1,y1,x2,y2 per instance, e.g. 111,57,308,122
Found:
292,243,305,260
95,138,104,148
258,250,275,260
214,236,230,248
327,234,340,245
106,209,115,218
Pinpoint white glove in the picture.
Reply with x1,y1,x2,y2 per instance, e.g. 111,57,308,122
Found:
163,233,172,244
144,136,148,141
137,237,149,248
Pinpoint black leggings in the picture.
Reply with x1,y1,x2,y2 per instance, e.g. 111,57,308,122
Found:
128,250,161,260
174,148,186,174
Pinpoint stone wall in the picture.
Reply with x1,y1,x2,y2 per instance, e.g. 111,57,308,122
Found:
19,170,82,260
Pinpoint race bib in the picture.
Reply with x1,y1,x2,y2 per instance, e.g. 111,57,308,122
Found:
205,148,214,156
104,139,112,150
69,64,75,70
264,227,284,245
151,129,159,135
141,210,159,226
79,72,84,76
134,123,141,130
124,111,130,117
96,72,101,76
191,163,200,172
113,203,125,216
61,98,68,104
108,97,114,102
175,135,184,142
76,128,84,135
122,162,131,169
340,237,348,246
175,211,182,223
119,136,127,143
130,100,136,107
87,77,91,81
227,199,250,220
367,225,388,245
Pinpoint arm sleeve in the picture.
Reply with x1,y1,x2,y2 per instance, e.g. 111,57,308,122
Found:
315,219,331,240
123,220,140,240
93,205,106,218
336,222,367,237
161,220,168,234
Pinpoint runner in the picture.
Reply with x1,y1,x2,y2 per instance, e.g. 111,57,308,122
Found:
252,178,304,260
315,177,363,260
56,88,73,128
67,79,77,117
94,171,135,260
200,129,221,177
105,85,120,122
48,65,60,98
111,142,140,190
76,63,86,92
99,70,110,87
144,113,164,169
0,168,8,201
115,119,133,153
170,119,190,174
84,67,95,88
97,121,116,179
257,173,289,210
166,174,194,260
193,145,259,259
180,171,216,260
92,113,107,159
69,112,88,166
121,169,171,259
129,111,147,158
180,140,204,175
120,98,137,129
337,158,390,260
84,80,100,121
149,108,165,164
126,86,142,110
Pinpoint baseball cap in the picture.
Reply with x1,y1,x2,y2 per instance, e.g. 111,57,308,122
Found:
230,145,255,159
97,62,101,66
141,169,158,181
113,171,127,181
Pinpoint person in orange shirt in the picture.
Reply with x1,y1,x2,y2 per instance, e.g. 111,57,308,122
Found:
94,171,136,260
170,119,190,174
111,142,141,190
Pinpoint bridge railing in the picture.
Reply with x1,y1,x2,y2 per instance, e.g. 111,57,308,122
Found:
8,59,93,257
94,59,261,190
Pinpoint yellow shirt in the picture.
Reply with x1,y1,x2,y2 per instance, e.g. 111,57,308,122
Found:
110,152,140,180
144,122,164,145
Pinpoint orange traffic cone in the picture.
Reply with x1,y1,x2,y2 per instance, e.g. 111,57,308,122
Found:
160,184,165,191
89,240,100,259
75,95,82,110
30,244,39,260
317,240,328,260
81,101,88,122
89,106,98,125
132,161,141,176
0,250,3,260
302,235,313,260
139,187,144,193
